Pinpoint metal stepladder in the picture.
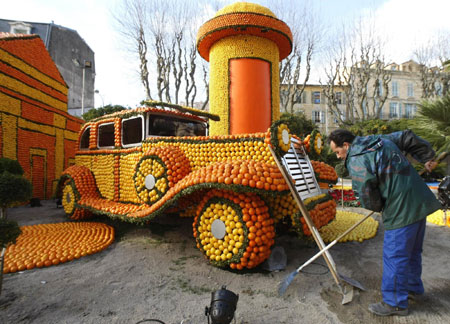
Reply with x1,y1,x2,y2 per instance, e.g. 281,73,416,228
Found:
270,137,367,304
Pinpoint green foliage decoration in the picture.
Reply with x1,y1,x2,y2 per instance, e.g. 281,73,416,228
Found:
334,161,349,178
280,112,316,138
0,172,33,209
0,158,24,176
0,219,21,249
347,119,392,136
412,95,450,153
82,104,127,121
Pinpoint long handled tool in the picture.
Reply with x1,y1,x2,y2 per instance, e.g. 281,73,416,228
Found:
268,142,368,304
278,211,375,296
418,151,448,176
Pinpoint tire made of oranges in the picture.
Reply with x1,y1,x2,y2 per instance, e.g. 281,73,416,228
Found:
134,147,190,204
61,178,92,220
193,189,275,270
3,222,114,274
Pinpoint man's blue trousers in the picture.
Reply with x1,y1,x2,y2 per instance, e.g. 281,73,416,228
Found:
382,218,426,308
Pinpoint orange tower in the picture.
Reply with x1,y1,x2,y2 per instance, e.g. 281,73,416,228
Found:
197,2,292,135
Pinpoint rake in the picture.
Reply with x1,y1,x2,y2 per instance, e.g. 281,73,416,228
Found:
278,211,375,296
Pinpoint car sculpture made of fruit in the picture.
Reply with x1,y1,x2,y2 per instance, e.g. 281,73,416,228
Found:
58,101,337,270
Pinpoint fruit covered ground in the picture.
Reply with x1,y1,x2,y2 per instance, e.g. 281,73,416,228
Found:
1,200,449,324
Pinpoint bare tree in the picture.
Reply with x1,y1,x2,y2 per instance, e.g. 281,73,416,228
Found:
114,0,152,100
113,0,210,106
414,32,450,98
184,42,197,107
274,0,320,114
321,43,348,124
172,32,183,104
321,18,391,124
200,62,209,110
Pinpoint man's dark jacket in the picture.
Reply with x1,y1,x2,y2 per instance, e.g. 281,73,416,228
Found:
345,130,441,230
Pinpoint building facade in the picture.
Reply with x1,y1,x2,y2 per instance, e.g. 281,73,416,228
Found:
281,84,347,135
0,19,95,117
0,33,84,199
282,60,446,135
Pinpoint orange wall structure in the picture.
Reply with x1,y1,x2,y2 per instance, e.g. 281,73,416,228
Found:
0,33,83,199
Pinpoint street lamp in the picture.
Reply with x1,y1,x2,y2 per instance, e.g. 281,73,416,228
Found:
94,89,104,108
81,60,92,116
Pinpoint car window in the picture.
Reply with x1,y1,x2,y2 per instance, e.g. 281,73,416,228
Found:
98,123,115,148
79,127,90,150
148,115,206,137
122,116,143,146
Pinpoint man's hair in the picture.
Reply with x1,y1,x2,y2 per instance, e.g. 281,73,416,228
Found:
328,129,356,147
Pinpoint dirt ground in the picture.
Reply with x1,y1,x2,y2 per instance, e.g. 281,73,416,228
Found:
1,200,450,324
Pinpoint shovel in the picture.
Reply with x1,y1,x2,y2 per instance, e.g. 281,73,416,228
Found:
278,211,375,297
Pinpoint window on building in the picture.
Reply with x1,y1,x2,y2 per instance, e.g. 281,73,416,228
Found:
9,22,32,34
389,102,398,118
336,92,343,104
312,91,321,104
98,123,115,148
404,104,416,119
392,81,398,97
376,79,383,96
407,83,414,97
79,127,90,150
122,116,143,146
312,110,324,123
435,82,443,96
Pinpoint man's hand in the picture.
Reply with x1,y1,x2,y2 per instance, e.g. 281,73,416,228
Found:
424,160,437,173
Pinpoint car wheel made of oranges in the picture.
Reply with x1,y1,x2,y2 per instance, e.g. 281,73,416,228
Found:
134,146,191,204
267,120,292,158
193,189,275,270
310,130,323,156
61,178,92,220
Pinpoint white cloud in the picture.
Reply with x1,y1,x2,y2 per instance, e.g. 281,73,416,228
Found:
373,0,450,62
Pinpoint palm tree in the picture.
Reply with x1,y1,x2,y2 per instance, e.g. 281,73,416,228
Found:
411,94,450,153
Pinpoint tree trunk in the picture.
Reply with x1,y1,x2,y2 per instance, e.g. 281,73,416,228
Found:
0,207,6,296
0,247,5,295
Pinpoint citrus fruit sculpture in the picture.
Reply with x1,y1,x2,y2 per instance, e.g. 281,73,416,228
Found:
56,2,343,270
56,102,338,270
427,209,450,227
3,222,114,274
319,210,379,243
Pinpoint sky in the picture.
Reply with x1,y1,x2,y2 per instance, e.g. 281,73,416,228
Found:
2,0,449,108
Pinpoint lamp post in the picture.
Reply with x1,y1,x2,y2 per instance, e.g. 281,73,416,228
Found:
94,89,104,108
81,60,92,116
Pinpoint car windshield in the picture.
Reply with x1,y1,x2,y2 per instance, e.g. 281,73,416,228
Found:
148,114,206,137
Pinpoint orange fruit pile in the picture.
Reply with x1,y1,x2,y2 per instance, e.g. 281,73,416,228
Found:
300,199,337,235
310,160,338,182
3,222,114,274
